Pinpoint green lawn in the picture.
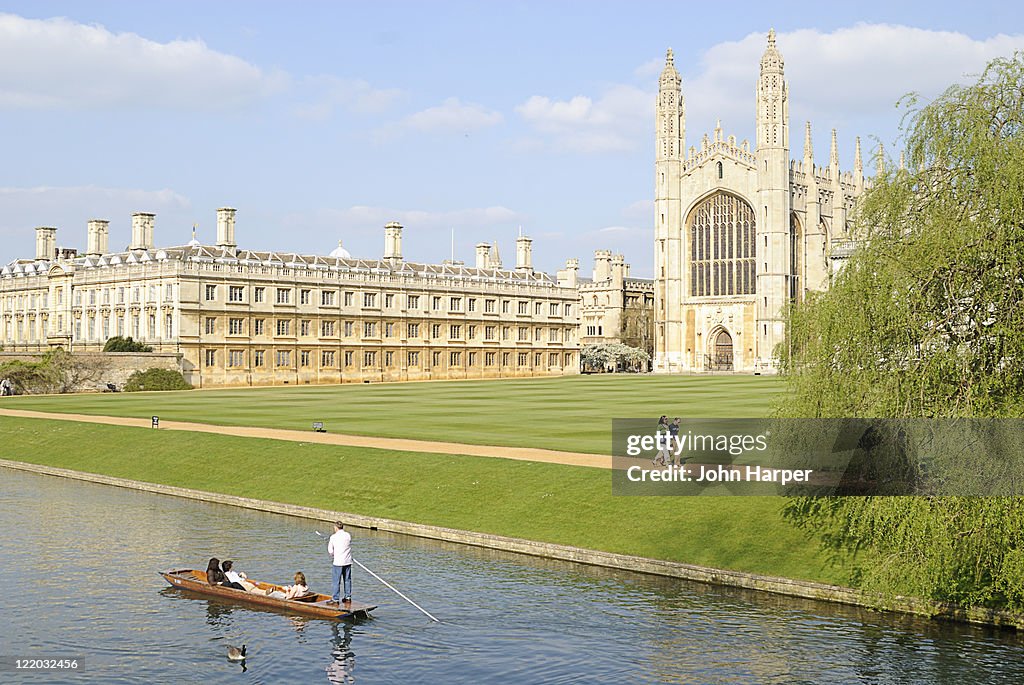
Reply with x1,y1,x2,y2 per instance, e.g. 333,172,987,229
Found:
0,415,855,586
4,375,785,453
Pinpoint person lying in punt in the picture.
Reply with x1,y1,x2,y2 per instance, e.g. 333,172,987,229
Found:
256,572,309,600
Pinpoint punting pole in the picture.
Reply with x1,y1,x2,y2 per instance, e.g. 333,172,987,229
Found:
316,531,440,622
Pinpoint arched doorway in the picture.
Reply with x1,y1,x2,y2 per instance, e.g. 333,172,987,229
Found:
710,329,734,371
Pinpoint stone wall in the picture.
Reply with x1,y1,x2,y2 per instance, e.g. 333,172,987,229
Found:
0,351,184,392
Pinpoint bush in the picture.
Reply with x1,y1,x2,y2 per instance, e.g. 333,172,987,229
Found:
103,336,153,353
123,368,192,392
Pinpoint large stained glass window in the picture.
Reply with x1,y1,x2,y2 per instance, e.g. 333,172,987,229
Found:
689,192,756,296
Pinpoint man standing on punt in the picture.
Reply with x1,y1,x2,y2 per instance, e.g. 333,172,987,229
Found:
328,521,353,604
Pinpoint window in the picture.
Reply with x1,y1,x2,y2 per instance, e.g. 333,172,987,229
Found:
549,353,558,366
148,314,156,338
432,351,442,367
344,351,353,367
363,292,377,307
467,325,476,339
485,352,496,366
344,292,354,306
408,295,420,309
450,351,461,366
518,301,528,314
485,326,496,340
408,351,420,366
165,283,173,300
518,352,528,366
468,352,477,366
148,285,156,302
565,353,573,367
300,350,311,367
276,288,291,304
276,319,291,336
321,290,336,306
385,293,394,308
133,287,140,302
364,322,377,337
468,298,476,312
229,286,244,302
300,289,311,305
535,327,542,341
344,321,353,336
449,325,461,339
204,350,216,367
88,290,96,305
535,353,542,366
229,318,244,335
384,351,394,366
502,300,510,314
321,350,335,367
253,349,265,367
276,350,291,367
300,319,311,336
549,303,558,316
535,302,543,315
407,323,419,338
431,324,442,339
485,299,496,313
564,304,572,316
205,317,216,335
502,326,510,340
205,285,216,301
549,329,558,342
450,297,461,311
117,287,124,304
254,319,265,335
385,322,394,338
229,350,244,367
502,352,510,366
254,287,265,303
432,296,442,310
363,351,376,366
321,320,335,336
518,327,528,341
689,192,756,297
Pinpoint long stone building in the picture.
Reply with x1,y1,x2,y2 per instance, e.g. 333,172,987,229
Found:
0,210,580,387
654,30,865,373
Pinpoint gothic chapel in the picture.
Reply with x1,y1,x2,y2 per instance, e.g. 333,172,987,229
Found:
653,30,866,373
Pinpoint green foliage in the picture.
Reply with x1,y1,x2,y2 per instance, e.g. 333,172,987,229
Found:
123,368,192,392
779,54,1024,610
102,336,153,353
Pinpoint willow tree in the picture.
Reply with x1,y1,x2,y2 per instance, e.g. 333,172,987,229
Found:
778,54,1024,610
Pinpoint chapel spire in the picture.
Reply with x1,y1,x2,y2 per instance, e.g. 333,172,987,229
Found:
656,47,684,161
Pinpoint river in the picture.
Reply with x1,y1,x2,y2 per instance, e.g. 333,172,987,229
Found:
0,468,1021,683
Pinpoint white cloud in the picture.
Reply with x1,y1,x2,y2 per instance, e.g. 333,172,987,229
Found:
292,75,403,120
0,13,287,110
402,97,503,133
515,84,653,153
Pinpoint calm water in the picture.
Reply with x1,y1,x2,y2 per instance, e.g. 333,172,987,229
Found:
1,469,1022,684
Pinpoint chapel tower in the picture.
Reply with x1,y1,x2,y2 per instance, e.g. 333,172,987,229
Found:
654,48,684,367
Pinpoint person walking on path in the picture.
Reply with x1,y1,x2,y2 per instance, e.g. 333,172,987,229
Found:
328,521,352,604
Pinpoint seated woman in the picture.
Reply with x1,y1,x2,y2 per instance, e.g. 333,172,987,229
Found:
261,572,309,600
221,560,256,592
206,557,228,586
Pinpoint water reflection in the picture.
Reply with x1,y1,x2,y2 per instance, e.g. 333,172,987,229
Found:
326,623,356,684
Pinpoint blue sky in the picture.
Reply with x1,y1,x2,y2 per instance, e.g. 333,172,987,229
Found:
1,1,1022,276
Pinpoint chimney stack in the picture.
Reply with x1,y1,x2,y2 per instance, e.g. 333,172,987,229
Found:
35,227,57,260
515,235,533,272
86,219,109,257
216,207,237,249
383,222,403,263
130,212,155,250
475,243,491,270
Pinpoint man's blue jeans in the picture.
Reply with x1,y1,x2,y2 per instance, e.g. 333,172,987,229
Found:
332,564,352,601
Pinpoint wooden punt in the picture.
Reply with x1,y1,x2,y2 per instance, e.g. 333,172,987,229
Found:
159,569,376,620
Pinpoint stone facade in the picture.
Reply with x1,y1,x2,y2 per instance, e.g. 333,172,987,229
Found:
1,211,580,387
0,351,182,391
579,251,654,360
654,31,866,373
